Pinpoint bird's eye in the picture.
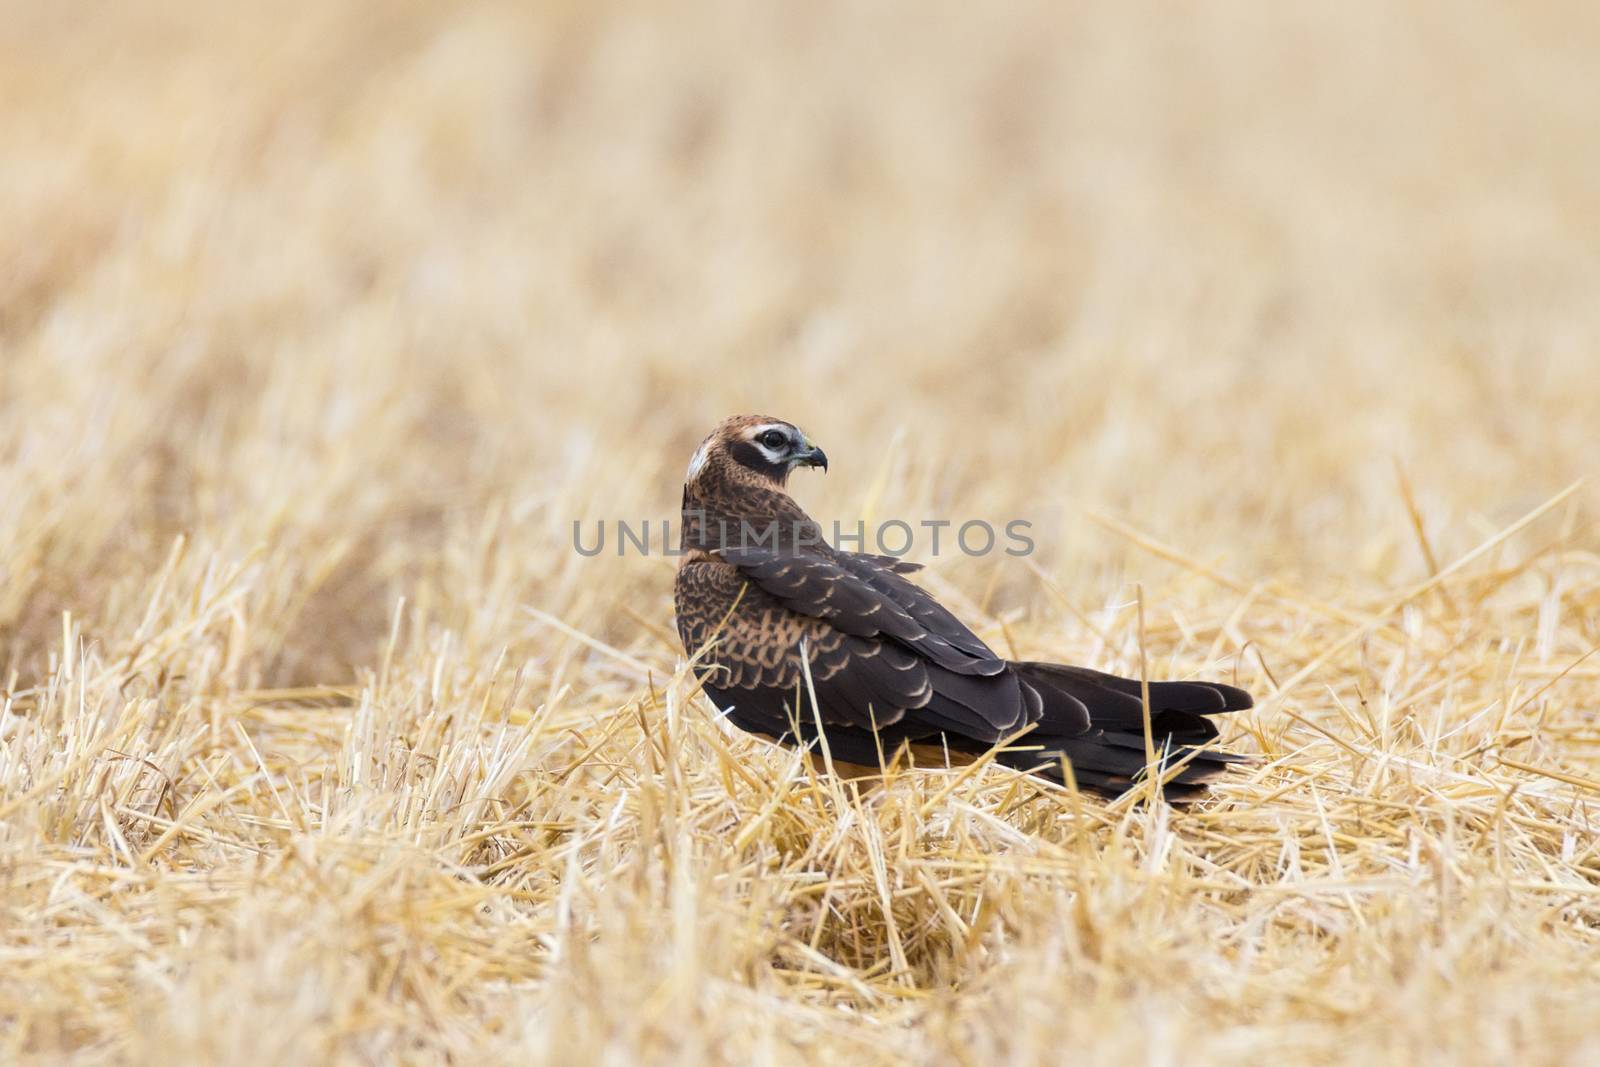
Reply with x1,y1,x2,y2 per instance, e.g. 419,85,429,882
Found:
758,430,788,450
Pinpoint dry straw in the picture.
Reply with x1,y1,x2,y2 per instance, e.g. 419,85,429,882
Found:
3,2,1600,1064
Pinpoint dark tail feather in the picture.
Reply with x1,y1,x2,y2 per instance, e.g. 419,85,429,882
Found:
1001,661,1252,800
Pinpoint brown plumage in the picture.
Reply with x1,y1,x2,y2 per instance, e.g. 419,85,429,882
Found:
672,415,1252,800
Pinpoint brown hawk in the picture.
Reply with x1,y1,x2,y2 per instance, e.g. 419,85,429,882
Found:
672,415,1251,800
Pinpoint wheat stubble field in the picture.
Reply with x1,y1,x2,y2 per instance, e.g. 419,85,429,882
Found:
3,2,1600,1064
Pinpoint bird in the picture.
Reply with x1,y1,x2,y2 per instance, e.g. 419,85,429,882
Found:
672,414,1252,800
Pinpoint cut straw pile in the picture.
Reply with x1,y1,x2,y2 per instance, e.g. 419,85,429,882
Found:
3,2,1599,1064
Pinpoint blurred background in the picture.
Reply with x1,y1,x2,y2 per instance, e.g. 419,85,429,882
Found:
3,0,1597,682
6,6,1600,1062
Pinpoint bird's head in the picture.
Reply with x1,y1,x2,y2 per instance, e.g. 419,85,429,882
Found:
685,415,829,490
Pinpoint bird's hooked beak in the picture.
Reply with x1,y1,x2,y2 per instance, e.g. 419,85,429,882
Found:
794,437,828,473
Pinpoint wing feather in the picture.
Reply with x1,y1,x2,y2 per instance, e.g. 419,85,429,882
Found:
717,547,1005,677
679,555,1031,742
